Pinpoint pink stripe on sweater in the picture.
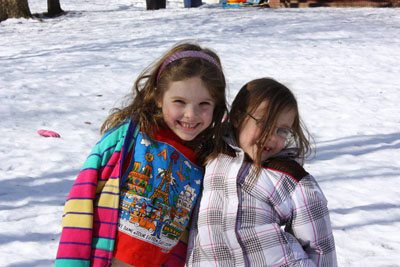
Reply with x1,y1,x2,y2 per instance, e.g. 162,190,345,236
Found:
92,248,113,266
93,220,118,237
94,206,117,220
99,151,121,180
92,258,111,267
59,228,92,244
57,242,91,259
74,169,98,184
68,183,97,200
94,206,119,238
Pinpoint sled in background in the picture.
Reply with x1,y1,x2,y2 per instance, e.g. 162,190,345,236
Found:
220,0,399,7
221,0,268,7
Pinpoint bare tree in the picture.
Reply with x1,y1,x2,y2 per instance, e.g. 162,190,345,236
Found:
47,0,63,17
0,0,32,22
0,1,4,21
0,0,63,22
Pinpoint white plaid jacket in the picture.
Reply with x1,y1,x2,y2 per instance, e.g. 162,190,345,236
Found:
186,138,337,267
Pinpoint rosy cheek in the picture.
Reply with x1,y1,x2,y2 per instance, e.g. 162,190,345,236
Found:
277,141,285,151
202,109,213,121
253,128,262,141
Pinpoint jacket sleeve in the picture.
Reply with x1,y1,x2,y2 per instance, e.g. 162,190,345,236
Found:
55,122,130,267
288,174,338,267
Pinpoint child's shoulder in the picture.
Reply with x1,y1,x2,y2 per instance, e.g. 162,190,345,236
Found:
263,158,309,182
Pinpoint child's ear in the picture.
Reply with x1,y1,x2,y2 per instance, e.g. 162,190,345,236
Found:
156,98,162,109
155,89,164,109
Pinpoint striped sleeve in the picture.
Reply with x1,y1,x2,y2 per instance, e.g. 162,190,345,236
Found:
56,122,130,267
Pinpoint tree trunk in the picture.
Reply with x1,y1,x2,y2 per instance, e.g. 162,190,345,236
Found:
47,0,63,17
0,1,6,22
146,0,166,10
0,0,32,22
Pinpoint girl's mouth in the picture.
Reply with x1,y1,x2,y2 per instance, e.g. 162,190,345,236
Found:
257,141,272,152
179,121,198,129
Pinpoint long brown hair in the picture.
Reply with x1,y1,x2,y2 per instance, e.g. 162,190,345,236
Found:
229,78,313,167
100,42,227,165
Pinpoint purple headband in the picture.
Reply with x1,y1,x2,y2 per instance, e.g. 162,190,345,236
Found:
156,50,222,84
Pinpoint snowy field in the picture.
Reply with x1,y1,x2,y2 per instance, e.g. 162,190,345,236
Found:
1,0,400,266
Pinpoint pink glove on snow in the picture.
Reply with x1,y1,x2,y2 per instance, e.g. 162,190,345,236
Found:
37,129,61,138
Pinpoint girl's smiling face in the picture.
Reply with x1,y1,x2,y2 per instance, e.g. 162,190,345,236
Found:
237,100,295,162
159,76,215,141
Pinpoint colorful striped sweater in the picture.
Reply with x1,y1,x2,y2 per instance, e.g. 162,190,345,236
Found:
56,121,135,266
56,120,204,266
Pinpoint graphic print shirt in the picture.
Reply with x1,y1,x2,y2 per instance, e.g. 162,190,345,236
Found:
113,127,203,266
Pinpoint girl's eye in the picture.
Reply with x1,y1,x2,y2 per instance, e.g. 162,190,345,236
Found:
200,101,211,106
174,100,185,104
276,128,291,138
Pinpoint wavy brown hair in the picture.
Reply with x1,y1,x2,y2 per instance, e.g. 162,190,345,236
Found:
229,78,313,167
100,42,227,165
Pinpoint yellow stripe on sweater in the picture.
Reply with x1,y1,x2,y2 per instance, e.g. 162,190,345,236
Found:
62,213,93,228
96,179,119,194
96,192,120,209
64,199,93,214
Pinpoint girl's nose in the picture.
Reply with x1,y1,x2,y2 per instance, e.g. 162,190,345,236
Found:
268,130,288,150
268,132,279,143
184,105,197,118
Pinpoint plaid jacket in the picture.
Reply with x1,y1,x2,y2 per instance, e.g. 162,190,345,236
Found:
187,138,337,267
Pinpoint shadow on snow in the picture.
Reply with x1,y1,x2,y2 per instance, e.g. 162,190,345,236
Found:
313,132,400,161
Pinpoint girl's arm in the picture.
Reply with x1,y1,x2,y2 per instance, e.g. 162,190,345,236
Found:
55,121,131,266
288,174,338,266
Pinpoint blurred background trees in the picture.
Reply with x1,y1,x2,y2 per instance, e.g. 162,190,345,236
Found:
0,0,63,22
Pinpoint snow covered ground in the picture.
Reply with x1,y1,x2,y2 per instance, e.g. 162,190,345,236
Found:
1,0,399,266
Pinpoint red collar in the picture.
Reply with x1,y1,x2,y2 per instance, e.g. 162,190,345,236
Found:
153,127,199,165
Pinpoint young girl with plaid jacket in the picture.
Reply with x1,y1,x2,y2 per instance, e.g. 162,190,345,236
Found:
187,78,337,267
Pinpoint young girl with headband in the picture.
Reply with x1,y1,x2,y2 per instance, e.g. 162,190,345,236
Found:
55,42,227,267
